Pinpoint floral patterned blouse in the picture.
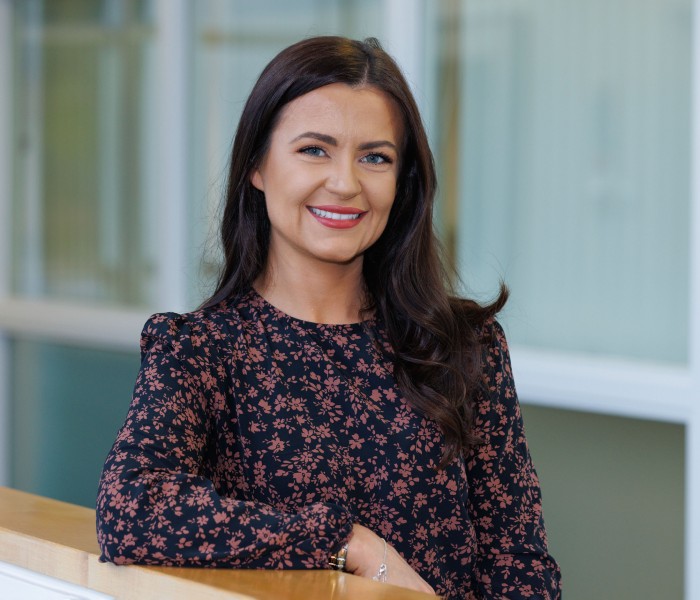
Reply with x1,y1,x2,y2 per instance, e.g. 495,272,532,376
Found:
96,289,561,599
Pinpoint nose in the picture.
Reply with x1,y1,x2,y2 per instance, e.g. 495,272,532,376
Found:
324,157,361,200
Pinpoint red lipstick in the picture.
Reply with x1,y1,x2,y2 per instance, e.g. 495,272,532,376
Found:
307,206,367,229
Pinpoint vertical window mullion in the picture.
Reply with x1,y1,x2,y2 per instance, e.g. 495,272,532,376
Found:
684,0,700,595
0,0,12,301
685,415,700,600
382,0,425,108
97,0,126,300
690,0,700,391
20,0,45,297
153,0,189,312
0,0,13,486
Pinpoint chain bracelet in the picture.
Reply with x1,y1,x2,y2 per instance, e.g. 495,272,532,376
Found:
372,537,388,583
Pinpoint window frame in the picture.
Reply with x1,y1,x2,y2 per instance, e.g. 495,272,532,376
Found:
0,0,14,487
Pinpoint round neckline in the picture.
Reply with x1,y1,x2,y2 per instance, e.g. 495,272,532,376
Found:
247,287,376,330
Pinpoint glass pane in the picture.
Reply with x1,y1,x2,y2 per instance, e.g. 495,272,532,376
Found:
12,0,156,306
10,338,141,507
188,0,387,305
448,0,691,363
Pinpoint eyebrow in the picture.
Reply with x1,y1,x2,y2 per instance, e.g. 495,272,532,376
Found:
290,131,397,152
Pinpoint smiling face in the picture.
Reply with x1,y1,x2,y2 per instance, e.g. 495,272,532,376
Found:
251,83,403,276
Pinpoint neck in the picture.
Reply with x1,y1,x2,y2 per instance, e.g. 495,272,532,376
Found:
254,258,367,325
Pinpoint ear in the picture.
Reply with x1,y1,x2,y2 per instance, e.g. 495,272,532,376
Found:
250,169,264,192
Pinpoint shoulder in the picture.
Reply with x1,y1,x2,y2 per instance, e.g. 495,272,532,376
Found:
478,318,511,374
140,296,251,360
470,318,519,433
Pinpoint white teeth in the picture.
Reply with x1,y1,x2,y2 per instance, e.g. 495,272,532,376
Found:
310,207,362,220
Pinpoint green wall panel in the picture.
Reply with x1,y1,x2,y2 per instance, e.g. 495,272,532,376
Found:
522,404,685,600
11,339,141,508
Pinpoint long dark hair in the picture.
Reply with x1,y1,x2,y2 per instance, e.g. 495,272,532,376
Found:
203,36,507,467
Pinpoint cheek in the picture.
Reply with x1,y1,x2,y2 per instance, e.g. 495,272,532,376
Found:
369,177,397,210
377,184,397,219
370,194,396,237
264,176,312,213
374,182,397,234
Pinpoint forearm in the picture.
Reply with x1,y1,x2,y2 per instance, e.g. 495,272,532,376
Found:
474,550,561,600
97,462,353,568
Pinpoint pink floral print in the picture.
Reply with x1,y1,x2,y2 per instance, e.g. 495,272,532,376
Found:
96,289,561,599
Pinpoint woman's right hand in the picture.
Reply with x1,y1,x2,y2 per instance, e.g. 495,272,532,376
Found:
344,523,436,595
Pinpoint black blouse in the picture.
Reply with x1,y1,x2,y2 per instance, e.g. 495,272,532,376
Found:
96,289,561,599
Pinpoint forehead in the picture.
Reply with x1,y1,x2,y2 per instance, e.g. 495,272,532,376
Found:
274,83,403,142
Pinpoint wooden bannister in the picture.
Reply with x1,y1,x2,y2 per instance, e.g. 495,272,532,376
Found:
0,486,435,599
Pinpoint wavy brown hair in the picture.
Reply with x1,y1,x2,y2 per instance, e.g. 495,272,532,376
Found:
203,36,507,467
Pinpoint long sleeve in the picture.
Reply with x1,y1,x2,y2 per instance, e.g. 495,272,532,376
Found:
96,312,354,568
466,321,562,599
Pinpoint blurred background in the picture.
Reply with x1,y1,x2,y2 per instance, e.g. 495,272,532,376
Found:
0,0,698,598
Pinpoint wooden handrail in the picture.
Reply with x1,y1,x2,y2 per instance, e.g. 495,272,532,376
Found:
0,486,435,600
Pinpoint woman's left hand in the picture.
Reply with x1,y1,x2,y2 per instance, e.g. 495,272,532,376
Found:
344,523,436,595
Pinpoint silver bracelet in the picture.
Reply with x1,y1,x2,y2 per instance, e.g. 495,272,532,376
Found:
372,537,388,583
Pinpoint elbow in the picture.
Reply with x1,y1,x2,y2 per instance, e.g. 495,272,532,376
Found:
96,467,150,564
96,492,146,565
96,510,140,565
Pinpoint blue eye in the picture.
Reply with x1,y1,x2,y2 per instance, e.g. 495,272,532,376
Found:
300,146,326,157
361,152,393,165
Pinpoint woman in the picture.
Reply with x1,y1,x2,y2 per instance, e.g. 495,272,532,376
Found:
97,36,561,599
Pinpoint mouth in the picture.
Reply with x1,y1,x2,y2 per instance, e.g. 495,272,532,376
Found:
308,207,365,220
307,206,367,229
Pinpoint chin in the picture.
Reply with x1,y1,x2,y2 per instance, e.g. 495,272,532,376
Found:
313,250,363,266
319,255,361,266
307,243,365,266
